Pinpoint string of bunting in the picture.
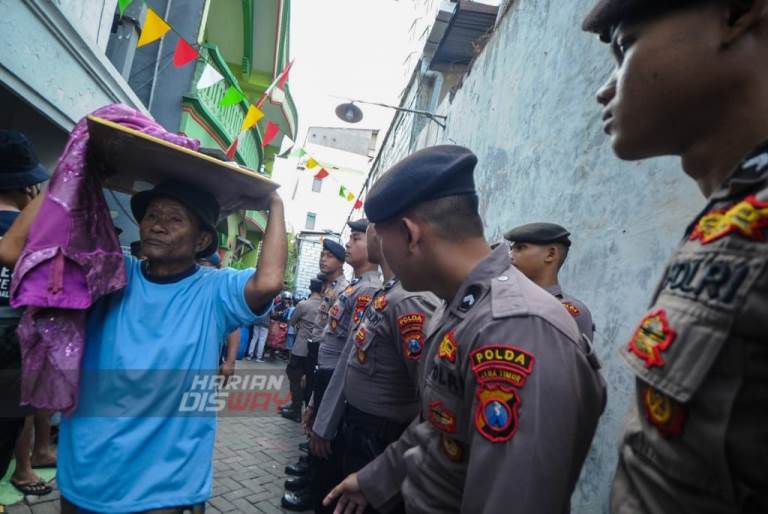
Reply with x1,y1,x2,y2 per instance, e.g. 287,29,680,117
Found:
120,0,294,158
286,148,364,210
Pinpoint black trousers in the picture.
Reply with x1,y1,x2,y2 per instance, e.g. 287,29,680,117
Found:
309,367,343,514
285,354,309,411
305,340,319,406
340,405,409,514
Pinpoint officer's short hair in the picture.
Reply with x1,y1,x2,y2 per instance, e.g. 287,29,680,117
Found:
555,243,569,269
410,194,484,242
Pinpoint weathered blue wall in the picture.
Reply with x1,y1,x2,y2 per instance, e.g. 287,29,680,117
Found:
370,0,706,511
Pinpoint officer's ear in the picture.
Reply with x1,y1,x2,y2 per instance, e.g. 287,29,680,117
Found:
400,215,422,253
721,0,767,46
544,245,557,264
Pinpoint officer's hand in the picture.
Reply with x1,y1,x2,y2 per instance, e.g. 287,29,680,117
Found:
309,431,332,459
302,406,314,434
324,473,367,514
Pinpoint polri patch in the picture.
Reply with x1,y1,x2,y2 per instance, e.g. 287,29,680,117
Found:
563,302,580,316
428,400,457,433
474,384,520,443
689,195,768,245
642,385,685,438
398,312,426,360
627,309,677,368
438,331,458,363
373,294,387,311
356,347,367,364
470,345,534,388
354,328,366,346
353,295,372,325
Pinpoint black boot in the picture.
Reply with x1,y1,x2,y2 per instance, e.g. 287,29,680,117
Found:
285,458,309,476
280,408,301,423
284,475,310,492
281,489,313,511
298,441,309,453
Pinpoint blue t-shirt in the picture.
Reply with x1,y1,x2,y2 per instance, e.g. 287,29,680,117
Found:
58,256,269,512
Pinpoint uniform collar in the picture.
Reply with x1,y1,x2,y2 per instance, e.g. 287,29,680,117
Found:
710,140,768,201
544,284,563,298
358,270,380,283
447,243,511,318
383,277,398,290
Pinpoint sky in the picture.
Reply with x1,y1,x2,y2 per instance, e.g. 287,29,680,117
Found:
285,0,421,150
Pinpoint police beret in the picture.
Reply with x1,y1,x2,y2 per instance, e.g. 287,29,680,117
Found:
582,0,699,40
347,218,369,233
364,145,477,223
309,278,323,292
316,272,328,281
322,239,345,262
504,223,572,247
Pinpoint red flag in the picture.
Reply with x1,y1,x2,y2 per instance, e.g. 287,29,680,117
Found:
225,136,239,160
261,122,280,147
173,38,198,67
277,60,294,89
354,199,363,210
314,168,329,180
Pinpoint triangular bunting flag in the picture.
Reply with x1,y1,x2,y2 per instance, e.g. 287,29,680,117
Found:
305,158,319,169
197,64,224,89
118,0,133,16
225,136,239,160
346,192,355,201
339,186,347,198
137,8,172,48
314,169,329,180
173,38,199,67
354,199,363,210
240,105,265,131
220,86,245,107
290,148,307,158
277,60,294,89
261,121,280,148
270,87,286,104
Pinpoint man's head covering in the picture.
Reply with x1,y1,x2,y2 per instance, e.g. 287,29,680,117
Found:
582,0,700,41
322,239,345,262
364,145,477,223
309,278,323,293
504,223,572,247
0,131,49,191
347,218,369,233
131,180,220,257
316,272,328,282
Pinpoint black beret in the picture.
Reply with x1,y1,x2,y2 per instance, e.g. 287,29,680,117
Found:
583,0,700,41
309,278,323,292
364,145,477,223
322,239,345,262
347,218,369,233
316,272,328,281
504,223,572,247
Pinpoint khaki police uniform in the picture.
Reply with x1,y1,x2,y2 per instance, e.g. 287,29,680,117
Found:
611,144,768,513
544,284,595,340
356,244,606,514
312,278,439,441
285,294,322,411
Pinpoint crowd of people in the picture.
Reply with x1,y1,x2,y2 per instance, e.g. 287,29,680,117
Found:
1,0,768,512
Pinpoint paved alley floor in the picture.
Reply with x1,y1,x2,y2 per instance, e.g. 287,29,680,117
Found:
5,358,311,514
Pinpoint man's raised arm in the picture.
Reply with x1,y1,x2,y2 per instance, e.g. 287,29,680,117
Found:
244,192,287,312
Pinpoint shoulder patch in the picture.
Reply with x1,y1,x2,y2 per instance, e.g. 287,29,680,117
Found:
373,293,387,311
398,312,426,360
428,400,456,433
563,302,580,317
689,195,768,245
642,385,686,438
627,309,676,368
470,344,534,388
438,330,458,363
475,384,520,443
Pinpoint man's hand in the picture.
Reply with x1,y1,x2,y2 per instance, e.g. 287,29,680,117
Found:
302,405,314,434
309,430,332,459
324,473,368,514
219,360,235,387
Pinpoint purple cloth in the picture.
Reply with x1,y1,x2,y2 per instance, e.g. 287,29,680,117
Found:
11,104,200,413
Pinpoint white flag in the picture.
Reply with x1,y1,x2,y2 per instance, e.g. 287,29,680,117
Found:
270,86,286,104
196,64,224,90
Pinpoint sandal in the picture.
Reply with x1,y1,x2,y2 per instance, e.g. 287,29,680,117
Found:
11,480,53,496
31,460,57,469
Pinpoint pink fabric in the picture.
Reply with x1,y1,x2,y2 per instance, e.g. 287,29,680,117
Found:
11,104,200,413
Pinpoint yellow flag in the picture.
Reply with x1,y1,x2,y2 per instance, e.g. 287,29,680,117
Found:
346,192,355,201
240,105,265,131
137,8,172,48
306,158,319,169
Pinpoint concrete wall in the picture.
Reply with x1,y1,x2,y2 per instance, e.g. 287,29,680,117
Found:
369,0,706,511
51,0,117,50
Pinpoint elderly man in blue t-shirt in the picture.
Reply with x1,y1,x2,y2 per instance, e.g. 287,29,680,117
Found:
0,180,286,513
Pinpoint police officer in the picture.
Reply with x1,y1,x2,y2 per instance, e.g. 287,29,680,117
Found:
582,0,768,512
310,223,439,512
285,220,382,513
324,145,606,513
504,222,595,339
281,277,324,422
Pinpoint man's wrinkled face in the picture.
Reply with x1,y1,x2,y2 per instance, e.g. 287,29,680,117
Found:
345,231,369,268
139,197,207,262
596,5,731,160
319,249,343,274
510,242,549,280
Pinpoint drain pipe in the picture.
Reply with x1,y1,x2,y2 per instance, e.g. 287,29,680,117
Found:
421,57,444,119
